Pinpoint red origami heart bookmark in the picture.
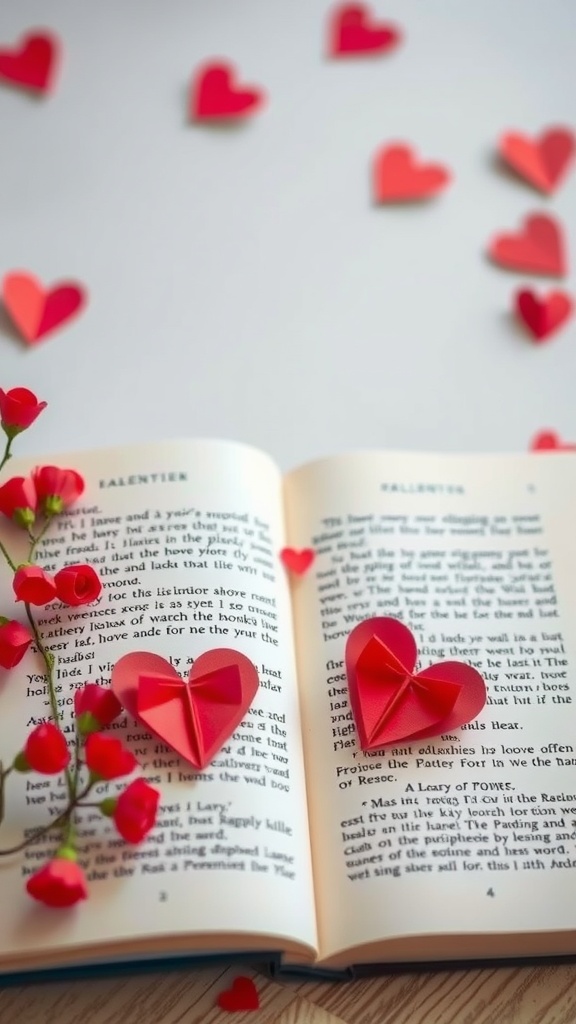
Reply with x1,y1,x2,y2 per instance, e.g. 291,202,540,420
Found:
346,618,486,750
111,650,259,769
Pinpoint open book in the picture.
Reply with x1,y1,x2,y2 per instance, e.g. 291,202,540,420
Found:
1,439,576,982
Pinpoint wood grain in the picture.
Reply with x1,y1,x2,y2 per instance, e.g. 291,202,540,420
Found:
0,963,575,1023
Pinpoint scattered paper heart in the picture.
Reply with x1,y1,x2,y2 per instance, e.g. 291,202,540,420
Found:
0,31,60,94
217,976,260,1012
328,3,401,57
190,61,265,121
2,272,87,344
514,288,573,342
346,617,486,750
488,213,567,277
530,430,576,452
280,548,315,575
111,650,259,769
499,127,575,194
373,144,451,202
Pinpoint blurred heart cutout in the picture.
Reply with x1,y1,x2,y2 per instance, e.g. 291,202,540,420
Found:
346,617,486,750
499,127,575,194
2,271,87,343
530,430,576,452
515,288,573,341
217,976,260,1011
328,4,401,57
111,650,259,769
373,144,451,202
190,61,265,120
280,548,315,575
0,31,59,94
488,214,566,277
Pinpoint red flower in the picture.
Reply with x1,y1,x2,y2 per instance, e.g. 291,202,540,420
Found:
0,476,37,529
85,733,138,780
54,564,102,606
13,565,57,606
0,388,47,434
0,619,33,668
74,683,123,734
22,723,71,774
109,778,160,843
26,856,88,908
32,466,85,515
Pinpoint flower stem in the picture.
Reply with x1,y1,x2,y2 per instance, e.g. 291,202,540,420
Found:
0,784,93,857
0,435,13,474
28,520,52,561
0,538,16,573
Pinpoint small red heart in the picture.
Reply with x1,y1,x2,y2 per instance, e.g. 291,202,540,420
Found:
2,272,87,344
346,618,486,750
499,127,575,195
0,31,59,94
373,145,451,202
190,61,265,120
328,4,401,57
530,430,576,452
280,548,315,575
111,650,259,769
217,976,260,1012
488,213,567,277
515,288,573,341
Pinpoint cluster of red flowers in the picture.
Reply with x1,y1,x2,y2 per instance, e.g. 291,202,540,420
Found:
20,686,159,907
0,388,161,909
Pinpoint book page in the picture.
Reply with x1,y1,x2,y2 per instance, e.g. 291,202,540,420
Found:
0,440,317,971
284,451,576,965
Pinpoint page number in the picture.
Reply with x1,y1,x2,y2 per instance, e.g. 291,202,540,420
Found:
486,888,495,897
159,891,168,902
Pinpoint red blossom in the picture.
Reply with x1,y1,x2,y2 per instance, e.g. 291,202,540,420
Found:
13,565,57,606
26,856,88,908
85,733,138,780
109,778,160,843
54,564,102,606
0,619,33,668
22,723,71,774
0,476,37,528
74,683,123,734
0,388,47,434
32,466,85,515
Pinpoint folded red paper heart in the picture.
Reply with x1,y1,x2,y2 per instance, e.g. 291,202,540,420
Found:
346,617,487,750
499,127,575,195
111,650,259,769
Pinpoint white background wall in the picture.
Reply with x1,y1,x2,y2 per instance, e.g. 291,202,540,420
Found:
1,0,575,469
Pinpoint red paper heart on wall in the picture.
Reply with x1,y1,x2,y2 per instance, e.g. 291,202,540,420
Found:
2,272,87,343
373,145,451,202
217,976,260,1011
499,127,575,194
111,650,259,769
0,31,59,94
488,214,566,277
190,62,265,120
346,617,486,750
328,4,401,57
515,288,573,341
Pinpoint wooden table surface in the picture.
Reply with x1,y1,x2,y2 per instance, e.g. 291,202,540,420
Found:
0,961,575,1023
